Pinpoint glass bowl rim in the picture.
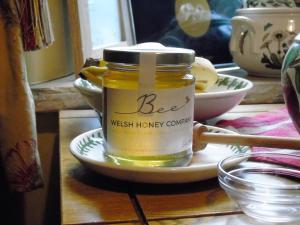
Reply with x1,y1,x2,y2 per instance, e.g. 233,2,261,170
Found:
217,151,300,190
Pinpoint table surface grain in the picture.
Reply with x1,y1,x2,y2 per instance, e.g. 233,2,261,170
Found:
59,104,285,225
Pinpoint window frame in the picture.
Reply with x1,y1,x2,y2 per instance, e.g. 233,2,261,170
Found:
67,0,136,73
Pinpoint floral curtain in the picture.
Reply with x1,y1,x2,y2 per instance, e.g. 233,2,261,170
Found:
0,0,53,192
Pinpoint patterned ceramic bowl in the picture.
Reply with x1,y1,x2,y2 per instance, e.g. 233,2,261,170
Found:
194,74,252,121
74,74,252,122
243,0,299,8
73,78,102,116
230,8,300,77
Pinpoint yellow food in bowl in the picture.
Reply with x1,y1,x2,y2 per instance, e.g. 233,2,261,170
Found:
191,57,218,93
80,59,107,87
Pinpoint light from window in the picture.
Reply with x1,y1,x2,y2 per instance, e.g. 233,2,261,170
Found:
88,0,122,49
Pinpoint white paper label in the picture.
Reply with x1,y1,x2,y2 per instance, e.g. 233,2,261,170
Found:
103,85,194,156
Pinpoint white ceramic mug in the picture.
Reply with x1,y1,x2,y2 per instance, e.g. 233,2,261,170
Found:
230,8,300,77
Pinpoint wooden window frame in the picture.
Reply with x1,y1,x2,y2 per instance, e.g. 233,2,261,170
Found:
67,0,136,73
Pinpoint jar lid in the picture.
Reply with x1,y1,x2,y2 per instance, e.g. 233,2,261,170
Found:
103,42,195,65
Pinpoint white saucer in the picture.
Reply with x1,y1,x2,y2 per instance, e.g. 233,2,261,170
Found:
69,126,250,184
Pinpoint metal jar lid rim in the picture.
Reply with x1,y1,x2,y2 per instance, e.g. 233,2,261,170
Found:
103,43,195,65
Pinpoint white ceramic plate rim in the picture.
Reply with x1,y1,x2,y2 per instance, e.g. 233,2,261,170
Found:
69,126,251,182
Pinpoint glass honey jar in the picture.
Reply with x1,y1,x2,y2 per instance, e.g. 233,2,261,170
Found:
102,43,195,167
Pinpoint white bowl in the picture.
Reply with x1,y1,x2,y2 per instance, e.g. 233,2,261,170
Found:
194,74,253,121
73,78,102,114
74,74,252,121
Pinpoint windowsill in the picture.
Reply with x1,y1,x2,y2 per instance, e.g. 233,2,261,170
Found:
31,74,90,113
31,68,284,113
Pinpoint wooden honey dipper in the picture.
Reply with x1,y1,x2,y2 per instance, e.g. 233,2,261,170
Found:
192,121,300,151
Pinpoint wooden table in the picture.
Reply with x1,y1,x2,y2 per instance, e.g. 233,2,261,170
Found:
59,104,284,225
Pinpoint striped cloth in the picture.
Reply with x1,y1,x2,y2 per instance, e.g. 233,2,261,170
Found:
217,107,300,167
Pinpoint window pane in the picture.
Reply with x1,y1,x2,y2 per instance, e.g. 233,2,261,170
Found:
88,0,122,49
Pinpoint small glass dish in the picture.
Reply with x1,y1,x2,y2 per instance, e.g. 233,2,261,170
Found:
218,152,300,223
